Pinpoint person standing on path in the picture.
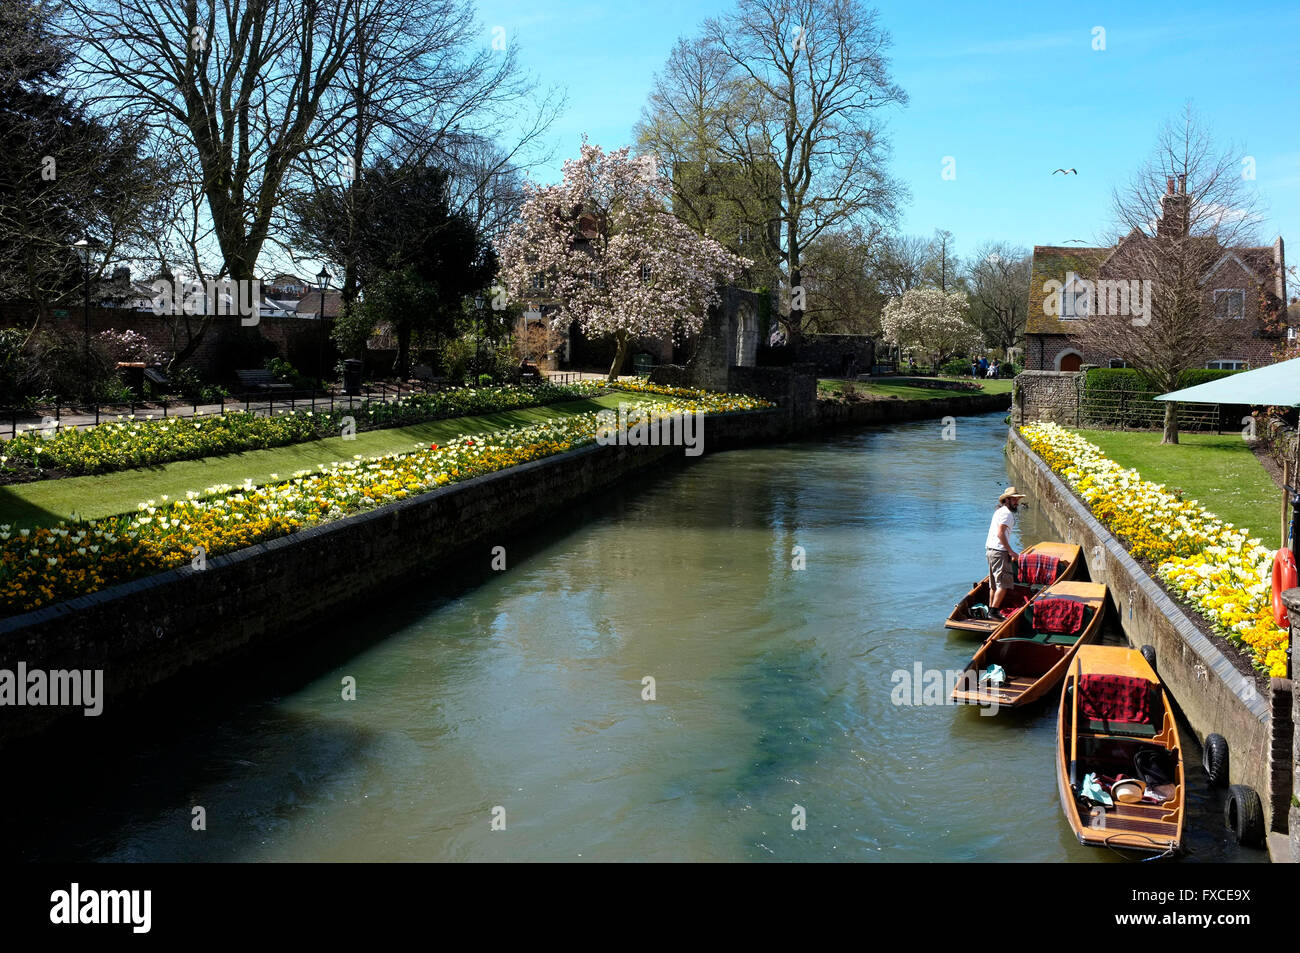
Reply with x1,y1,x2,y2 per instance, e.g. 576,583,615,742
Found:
986,487,1026,618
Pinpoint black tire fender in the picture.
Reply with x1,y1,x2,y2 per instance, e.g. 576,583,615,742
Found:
1224,784,1264,847
1140,644,1157,671
1202,733,1229,787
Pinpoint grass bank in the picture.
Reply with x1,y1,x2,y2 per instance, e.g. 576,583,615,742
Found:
1073,428,1282,549
0,395,626,529
819,377,1013,400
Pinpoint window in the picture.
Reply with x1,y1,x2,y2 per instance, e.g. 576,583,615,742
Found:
1206,360,1248,371
1108,359,1128,368
1213,289,1244,319
531,273,546,292
1061,278,1090,319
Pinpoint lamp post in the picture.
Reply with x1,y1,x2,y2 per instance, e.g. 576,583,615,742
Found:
73,237,93,399
316,266,331,385
474,294,486,372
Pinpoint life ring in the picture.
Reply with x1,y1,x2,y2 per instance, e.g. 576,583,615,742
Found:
1272,548,1298,627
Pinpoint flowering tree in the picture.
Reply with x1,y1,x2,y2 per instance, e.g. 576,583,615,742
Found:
498,142,749,381
881,288,980,369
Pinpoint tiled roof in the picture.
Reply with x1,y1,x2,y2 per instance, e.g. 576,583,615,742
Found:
1027,240,1281,335
1026,246,1110,335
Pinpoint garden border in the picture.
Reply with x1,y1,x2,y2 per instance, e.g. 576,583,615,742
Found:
1006,426,1283,834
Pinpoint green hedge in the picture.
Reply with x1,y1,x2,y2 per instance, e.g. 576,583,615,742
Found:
1081,367,1241,428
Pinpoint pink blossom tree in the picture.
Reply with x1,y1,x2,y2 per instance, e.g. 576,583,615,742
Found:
498,142,749,381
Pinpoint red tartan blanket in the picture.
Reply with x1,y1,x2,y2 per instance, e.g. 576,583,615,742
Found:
1079,674,1151,725
1031,596,1085,634
1018,552,1061,586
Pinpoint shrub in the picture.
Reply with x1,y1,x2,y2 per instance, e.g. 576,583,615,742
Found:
940,359,970,376
1081,367,1241,428
0,329,35,407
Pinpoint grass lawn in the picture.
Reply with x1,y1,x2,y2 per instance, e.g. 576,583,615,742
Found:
818,376,1013,400
0,394,627,529
1074,428,1284,549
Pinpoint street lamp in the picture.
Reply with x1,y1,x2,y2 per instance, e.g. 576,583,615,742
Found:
315,266,331,385
73,237,94,399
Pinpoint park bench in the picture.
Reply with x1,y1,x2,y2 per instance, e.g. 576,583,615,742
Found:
235,368,293,395
410,365,449,390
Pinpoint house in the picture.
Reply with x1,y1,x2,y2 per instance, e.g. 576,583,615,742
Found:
1025,177,1287,372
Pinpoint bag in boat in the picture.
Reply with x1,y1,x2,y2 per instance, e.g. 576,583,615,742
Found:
1133,748,1176,787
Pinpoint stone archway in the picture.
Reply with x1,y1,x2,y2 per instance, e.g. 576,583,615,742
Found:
1056,350,1083,372
736,304,758,367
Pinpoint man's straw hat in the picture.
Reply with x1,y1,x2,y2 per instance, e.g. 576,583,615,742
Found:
999,486,1027,505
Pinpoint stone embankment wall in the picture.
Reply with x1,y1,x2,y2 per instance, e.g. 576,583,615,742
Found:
1012,370,1083,427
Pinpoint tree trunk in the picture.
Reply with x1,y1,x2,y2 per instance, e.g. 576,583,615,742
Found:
608,329,631,382
1161,399,1180,445
396,324,413,381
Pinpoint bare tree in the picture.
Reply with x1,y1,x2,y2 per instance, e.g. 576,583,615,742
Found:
60,0,376,282
800,224,886,334
923,228,963,293
288,0,562,307
1081,105,1265,443
641,0,907,346
873,232,930,298
967,242,1031,354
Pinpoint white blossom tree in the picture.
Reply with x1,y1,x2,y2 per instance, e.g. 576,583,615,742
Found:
498,142,749,381
881,288,980,370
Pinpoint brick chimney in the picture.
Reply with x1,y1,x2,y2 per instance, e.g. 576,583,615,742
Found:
1157,173,1189,238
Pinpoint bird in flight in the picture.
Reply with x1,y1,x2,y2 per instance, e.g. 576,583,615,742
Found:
1053,168,1078,175
1062,239,1088,244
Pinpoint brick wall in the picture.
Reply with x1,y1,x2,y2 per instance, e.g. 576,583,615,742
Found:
798,334,876,377
1012,370,1083,426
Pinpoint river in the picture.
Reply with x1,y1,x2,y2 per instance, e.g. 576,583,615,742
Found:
5,411,1263,862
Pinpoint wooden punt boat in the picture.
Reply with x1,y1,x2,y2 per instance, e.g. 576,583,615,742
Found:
945,541,1082,635
1056,645,1184,855
950,580,1106,709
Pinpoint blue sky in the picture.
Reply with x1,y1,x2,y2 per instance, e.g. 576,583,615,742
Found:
478,0,1300,265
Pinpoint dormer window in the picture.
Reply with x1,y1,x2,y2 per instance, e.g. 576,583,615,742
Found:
1061,277,1090,319
1214,289,1244,319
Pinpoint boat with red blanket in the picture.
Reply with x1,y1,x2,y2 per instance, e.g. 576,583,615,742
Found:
945,541,1082,635
1056,645,1184,855
950,580,1107,709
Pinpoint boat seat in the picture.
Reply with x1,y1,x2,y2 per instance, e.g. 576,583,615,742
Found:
1085,719,1158,738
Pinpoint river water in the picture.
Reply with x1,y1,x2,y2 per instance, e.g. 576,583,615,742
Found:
7,411,1264,862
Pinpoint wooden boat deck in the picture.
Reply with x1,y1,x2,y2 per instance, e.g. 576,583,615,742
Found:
1058,646,1185,855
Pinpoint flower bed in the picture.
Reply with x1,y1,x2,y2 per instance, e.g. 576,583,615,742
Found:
1019,422,1288,676
0,388,774,617
0,382,591,478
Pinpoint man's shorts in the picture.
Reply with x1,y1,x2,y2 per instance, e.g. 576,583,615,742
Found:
986,547,1016,589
